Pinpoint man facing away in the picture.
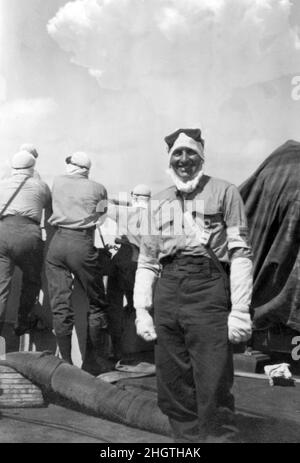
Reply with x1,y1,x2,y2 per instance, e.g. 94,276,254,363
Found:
46,152,111,374
133,128,253,442
1,143,40,180
0,150,52,336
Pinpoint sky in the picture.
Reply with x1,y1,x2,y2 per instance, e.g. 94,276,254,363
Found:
1,0,300,196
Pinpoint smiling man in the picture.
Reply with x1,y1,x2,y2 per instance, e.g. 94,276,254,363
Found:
133,128,253,443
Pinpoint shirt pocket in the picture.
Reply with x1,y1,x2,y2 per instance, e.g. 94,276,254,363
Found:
202,211,224,235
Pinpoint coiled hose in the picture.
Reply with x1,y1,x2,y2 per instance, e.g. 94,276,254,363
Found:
0,351,171,436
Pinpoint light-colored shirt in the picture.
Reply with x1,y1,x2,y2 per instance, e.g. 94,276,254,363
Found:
102,203,146,248
49,174,107,229
138,175,251,274
0,173,51,223
1,161,41,180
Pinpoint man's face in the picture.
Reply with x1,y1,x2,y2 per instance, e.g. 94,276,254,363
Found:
170,147,203,181
131,194,150,208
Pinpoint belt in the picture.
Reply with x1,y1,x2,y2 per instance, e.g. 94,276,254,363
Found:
161,253,229,275
57,226,95,235
0,214,40,226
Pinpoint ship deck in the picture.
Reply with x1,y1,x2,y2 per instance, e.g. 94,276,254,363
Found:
1,375,300,443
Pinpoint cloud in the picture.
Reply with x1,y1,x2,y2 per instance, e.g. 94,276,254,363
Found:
0,95,58,178
0,97,57,139
48,0,300,93
47,0,300,184
0,75,6,103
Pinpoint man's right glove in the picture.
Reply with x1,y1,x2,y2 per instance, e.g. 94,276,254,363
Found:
133,267,158,342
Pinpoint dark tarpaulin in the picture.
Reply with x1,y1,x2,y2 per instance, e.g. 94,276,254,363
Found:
239,140,300,332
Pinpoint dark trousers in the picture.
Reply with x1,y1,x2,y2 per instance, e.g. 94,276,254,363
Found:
46,228,108,339
0,216,43,327
106,244,137,357
153,255,234,443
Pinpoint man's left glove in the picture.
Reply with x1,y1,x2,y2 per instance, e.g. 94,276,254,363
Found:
228,311,252,344
133,267,158,342
228,256,253,344
135,308,157,342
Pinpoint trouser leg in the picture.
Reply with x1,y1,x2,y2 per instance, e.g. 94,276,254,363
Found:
0,253,14,324
46,259,74,338
185,307,232,437
0,227,14,324
107,246,137,360
154,267,233,443
0,253,14,342
216,346,235,415
117,245,137,309
55,334,73,364
106,263,124,360
46,258,74,363
46,236,74,363
15,238,44,333
86,276,108,356
155,327,200,442
73,238,112,374
154,276,200,442
0,221,45,336
80,259,108,353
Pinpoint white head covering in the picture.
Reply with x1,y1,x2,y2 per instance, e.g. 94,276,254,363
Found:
11,150,36,169
165,128,205,192
131,184,151,208
168,132,205,161
67,152,91,169
11,150,35,177
65,152,91,177
20,143,38,159
132,184,151,197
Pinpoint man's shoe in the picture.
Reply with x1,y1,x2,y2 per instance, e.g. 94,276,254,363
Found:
82,356,115,376
14,317,38,336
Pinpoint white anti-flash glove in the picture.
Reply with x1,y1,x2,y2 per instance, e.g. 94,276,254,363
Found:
228,257,253,344
133,268,158,342
228,312,252,344
135,309,157,342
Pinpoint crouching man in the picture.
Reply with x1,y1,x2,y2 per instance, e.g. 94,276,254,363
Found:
133,128,253,443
